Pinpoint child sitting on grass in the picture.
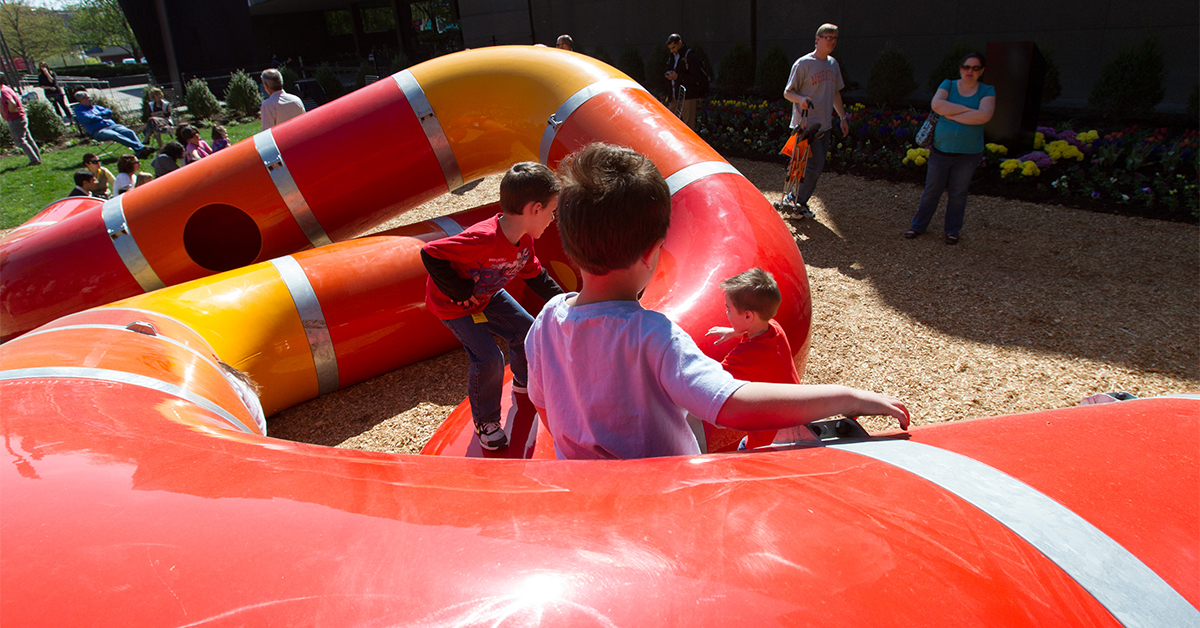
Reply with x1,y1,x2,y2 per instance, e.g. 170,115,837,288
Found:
421,162,564,450
526,143,908,460
706,267,799,451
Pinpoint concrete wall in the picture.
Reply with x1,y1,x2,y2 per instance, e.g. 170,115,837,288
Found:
459,0,1199,111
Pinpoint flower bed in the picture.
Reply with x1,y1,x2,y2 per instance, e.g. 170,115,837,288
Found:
693,98,1199,222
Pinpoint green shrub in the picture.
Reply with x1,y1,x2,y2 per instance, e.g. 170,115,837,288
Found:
617,46,646,84
1040,47,1062,104
1189,83,1199,120
756,45,791,95
0,117,11,149
868,44,917,106
279,66,299,94
718,42,755,94
1089,35,1166,119
316,63,343,101
390,52,411,74
51,63,149,79
185,78,222,121
354,61,372,90
927,43,979,94
224,70,262,118
26,99,67,144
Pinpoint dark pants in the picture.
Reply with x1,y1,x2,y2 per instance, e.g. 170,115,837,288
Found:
910,150,982,237
440,290,533,426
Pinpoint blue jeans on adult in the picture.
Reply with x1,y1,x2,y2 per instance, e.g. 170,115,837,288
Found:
441,289,532,427
794,131,831,206
93,124,146,152
910,149,983,236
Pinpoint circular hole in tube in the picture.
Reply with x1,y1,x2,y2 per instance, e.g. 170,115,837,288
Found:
183,204,263,272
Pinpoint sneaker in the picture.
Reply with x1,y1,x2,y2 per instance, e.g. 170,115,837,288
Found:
511,379,527,394
474,421,509,450
798,205,815,218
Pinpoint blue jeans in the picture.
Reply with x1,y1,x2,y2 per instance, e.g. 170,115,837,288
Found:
94,124,145,152
910,150,982,236
441,289,532,426
793,131,831,206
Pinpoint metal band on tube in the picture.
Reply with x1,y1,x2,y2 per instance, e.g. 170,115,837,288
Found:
0,367,253,434
101,195,166,293
539,78,646,164
430,216,463,237
254,130,333,248
394,70,463,192
270,256,339,396
15,324,223,374
665,161,742,196
830,439,1200,628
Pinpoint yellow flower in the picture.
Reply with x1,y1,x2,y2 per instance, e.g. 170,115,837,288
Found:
1076,130,1099,145
1045,140,1084,162
903,147,930,165
1034,132,1045,149
1000,159,1021,177
1020,161,1041,177
985,143,1008,155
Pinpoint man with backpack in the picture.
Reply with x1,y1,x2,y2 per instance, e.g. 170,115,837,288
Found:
664,33,709,131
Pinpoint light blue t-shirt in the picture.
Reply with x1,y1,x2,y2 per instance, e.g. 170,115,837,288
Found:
527,294,745,460
933,79,995,154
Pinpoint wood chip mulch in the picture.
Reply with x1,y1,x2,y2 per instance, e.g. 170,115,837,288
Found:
262,158,1198,451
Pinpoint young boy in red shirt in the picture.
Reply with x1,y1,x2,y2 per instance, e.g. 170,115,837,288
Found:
421,162,564,450
706,267,800,451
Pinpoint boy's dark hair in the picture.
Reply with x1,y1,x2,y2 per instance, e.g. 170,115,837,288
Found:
720,267,782,320
160,141,185,160
557,143,670,275
499,161,559,215
74,170,96,187
116,153,139,174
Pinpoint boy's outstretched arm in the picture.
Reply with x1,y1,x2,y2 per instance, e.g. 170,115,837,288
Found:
522,269,564,302
716,383,910,431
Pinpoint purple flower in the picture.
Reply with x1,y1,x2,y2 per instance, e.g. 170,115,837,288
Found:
1091,192,1101,199
1019,151,1054,169
1141,187,1152,194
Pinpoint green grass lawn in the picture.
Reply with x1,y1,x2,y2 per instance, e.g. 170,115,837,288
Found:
0,120,261,230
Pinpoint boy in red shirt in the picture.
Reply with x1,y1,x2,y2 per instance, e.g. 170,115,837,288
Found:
421,162,564,450
706,267,799,451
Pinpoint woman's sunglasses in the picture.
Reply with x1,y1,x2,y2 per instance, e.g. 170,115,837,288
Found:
961,64,983,72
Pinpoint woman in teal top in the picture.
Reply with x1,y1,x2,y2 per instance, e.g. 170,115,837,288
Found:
905,53,995,244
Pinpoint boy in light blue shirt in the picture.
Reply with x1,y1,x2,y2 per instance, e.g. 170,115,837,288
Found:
526,143,909,460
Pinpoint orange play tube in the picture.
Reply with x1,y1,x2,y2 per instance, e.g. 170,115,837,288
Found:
2,48,1196,626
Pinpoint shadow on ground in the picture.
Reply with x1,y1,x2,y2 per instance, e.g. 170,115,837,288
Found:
737,158,1199,382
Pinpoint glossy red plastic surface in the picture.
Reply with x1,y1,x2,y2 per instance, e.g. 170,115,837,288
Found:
11,389,1184,625
0,199,144,341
